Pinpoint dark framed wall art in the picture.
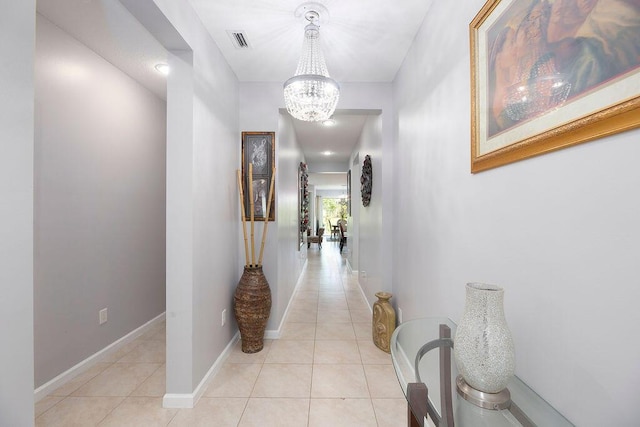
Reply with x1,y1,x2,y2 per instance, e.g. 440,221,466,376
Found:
298,162,309,248
242,131,275,221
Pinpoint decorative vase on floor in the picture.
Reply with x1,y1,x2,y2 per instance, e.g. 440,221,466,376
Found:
233,266,272,353
454,283,515,395
372,291,396,353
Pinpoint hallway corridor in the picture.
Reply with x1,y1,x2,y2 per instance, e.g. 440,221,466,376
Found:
35,244,406,426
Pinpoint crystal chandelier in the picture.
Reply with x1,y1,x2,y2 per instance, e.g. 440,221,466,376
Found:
283,9,340,122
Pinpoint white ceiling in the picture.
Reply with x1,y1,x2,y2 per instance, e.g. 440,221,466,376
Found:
37,0,170,100
186,0,432,83
290,109,375,166
36,0,433,179
187,0,432,178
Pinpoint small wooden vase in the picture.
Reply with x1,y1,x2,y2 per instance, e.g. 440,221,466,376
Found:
233,266,272,353
372,291,396,353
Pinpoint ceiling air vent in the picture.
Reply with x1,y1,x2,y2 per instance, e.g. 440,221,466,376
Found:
227,30,251,49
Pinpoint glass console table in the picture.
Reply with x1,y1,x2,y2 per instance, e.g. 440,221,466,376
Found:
390,318,574,427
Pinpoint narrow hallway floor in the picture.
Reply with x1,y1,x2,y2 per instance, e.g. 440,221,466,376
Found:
35,243,406,426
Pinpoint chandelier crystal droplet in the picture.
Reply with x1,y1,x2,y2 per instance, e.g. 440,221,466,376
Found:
283,11,340,122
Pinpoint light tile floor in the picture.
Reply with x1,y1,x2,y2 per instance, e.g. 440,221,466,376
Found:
35,244,406,426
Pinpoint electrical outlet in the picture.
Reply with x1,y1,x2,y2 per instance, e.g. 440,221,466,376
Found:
398,308,403,324
361,271,367,279
99,308,108,325
222,309,227,326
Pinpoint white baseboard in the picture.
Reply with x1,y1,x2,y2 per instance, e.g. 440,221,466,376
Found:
357,280,373,312
264,289,295,339
162,331,240,409
264,328,280,339
348,267,357,278
34,312,166,402
264,258,309,340
165,255,310,408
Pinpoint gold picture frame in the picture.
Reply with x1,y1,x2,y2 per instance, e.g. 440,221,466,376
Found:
470,0,640,173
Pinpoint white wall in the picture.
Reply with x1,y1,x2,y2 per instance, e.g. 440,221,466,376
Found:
352,116,384,298
337,84,394,306
0,1,35,425
393,1,640,425
307,160,350,173
34,14,167,388
348,155,360,272
308,172,347,188
316,190,346,198
276,112,308,324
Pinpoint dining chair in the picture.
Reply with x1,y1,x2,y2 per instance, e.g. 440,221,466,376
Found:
339,222,347,253
308,227,324,249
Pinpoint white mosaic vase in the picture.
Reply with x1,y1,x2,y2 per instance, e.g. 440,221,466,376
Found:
454,283,515,393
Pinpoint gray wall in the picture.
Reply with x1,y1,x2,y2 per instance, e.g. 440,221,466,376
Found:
0,1,36,425
147,0,240,398
238,82,307,333
34,15,167,387
392,1,640,425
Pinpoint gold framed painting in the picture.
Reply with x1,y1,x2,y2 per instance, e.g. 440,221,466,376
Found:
470,0,640,173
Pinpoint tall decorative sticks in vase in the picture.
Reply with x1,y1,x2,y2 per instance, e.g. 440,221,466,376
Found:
233,164,276,353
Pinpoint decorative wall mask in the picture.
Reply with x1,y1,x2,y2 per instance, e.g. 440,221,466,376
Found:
361,155,372,207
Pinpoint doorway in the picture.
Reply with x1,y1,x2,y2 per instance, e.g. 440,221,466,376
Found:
322,197,348,241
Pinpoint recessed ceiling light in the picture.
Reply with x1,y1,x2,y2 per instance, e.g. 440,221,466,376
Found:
154,63,170,75
321,118,336,126
323,151,332,156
